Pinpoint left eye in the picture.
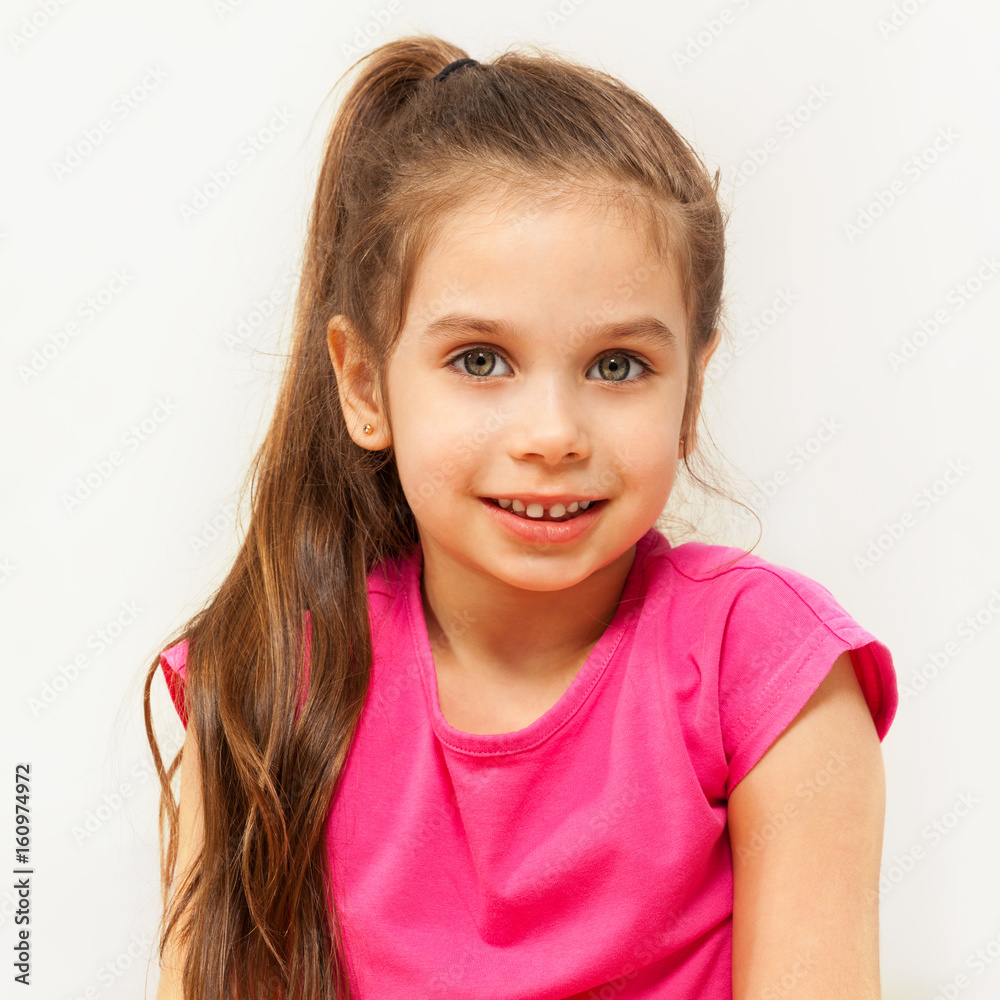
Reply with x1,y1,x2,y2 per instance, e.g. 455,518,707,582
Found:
586,353,647,382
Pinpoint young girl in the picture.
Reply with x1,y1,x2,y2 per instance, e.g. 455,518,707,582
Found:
144,34,898,1000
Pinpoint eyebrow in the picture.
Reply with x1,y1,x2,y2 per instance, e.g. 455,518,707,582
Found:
421,313,679,352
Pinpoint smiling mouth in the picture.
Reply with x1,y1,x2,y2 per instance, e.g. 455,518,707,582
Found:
482,498,607,521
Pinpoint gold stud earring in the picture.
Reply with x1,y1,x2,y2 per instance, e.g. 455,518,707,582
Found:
363,423,373,434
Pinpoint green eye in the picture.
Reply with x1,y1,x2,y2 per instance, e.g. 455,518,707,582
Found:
455,349,507,378
588,353,646,382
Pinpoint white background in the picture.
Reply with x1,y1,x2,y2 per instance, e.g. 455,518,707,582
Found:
3,1,998,997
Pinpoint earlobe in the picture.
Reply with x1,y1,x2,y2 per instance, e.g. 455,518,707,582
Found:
326,314,391,450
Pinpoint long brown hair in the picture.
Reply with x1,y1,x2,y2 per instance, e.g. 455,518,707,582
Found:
142,32,743,999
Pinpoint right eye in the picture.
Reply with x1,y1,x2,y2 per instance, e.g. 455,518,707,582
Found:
448,347,514,380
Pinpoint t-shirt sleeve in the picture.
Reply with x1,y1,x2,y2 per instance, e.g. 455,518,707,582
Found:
718,563,898,797
160,639,190,730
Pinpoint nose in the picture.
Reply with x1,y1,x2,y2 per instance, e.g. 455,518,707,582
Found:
507,374,591,464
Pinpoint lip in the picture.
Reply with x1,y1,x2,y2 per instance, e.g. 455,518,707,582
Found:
483,495,604,506
479,496,606,544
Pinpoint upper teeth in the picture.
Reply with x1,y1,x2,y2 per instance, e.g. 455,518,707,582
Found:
495,498,592,518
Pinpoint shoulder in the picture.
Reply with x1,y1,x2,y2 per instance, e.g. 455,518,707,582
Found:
639,532,898,792
644,534,847,628
660,536,830,591
637,533,861,689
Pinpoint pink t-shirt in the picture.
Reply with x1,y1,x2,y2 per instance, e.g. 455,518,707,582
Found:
159,526,897,998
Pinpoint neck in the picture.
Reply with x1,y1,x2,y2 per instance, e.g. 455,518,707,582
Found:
417,539,637,684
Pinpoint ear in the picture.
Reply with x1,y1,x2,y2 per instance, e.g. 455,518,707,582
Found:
679,327,722,459
326,315,391,450
699,326,722,373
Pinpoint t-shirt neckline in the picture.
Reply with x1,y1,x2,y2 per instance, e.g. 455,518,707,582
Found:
401,528,660,756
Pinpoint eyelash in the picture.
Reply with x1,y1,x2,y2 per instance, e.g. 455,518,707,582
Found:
446,345,656,386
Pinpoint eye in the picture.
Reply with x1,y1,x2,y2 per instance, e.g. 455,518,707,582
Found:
446,346,653,384
449,347,513,379
586,352,650,383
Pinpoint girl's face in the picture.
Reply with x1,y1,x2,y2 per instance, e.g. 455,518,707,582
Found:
380,192,713,591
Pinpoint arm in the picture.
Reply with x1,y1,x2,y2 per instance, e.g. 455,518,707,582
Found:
155,722,205,1000
727,652,886,1000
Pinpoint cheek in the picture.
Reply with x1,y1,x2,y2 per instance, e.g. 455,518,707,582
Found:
605,417,678,505
605,409,677,467
390,368,507,463
388,398,478,510
385,359,444,454
622,450,676,491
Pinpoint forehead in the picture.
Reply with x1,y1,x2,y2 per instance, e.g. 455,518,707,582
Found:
403,184,687,342
421,181,665,260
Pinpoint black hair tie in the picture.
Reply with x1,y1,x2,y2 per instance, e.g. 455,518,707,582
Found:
433,58,480,82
